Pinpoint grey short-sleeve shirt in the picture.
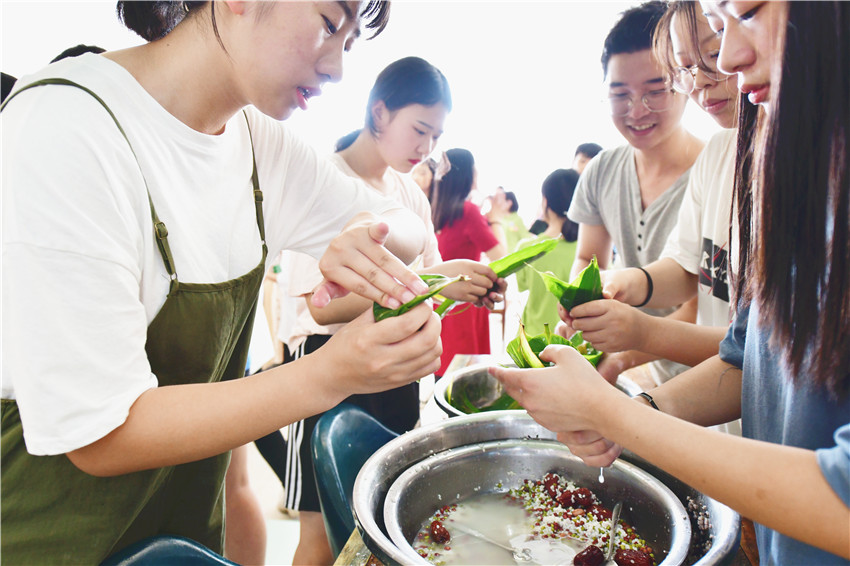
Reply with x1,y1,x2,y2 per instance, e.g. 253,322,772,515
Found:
568,144,691,271
568,144,693,383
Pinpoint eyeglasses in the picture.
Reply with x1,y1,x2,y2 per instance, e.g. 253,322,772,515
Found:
607,88,677,117
671,55,733,94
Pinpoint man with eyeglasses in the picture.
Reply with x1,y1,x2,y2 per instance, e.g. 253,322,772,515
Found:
562,1,705,387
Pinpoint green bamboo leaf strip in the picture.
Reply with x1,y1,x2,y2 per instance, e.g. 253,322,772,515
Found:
437,238,558,316
373,274,468,322
488,237,559,278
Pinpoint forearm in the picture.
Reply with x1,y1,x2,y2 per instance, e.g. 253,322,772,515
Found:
644,354,741,426
639,301,728,367
644,258,699,308
67,355,344,476
595,392,848,558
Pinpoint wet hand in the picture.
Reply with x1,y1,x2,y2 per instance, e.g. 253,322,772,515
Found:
556,431,622,468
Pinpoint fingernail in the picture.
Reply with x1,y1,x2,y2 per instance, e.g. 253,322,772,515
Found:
401,290,416,303
412,280,429,294
387,297,401,309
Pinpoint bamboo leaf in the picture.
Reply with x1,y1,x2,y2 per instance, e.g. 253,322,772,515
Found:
437,238,559,317
530,255,603,311
372,274,467,322
489,237,558,277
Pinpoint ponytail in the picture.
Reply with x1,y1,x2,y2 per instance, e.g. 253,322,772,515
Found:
117,1,206,42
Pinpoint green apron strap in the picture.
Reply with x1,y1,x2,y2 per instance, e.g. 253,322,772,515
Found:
2,78,180,289
242,110,267,253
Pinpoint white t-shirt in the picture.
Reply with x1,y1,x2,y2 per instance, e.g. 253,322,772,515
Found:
284,153,441,352
662,128,736,327
1,54,419,455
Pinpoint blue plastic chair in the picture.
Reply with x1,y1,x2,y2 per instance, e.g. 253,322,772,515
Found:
311,402,400,557
99,535,238,566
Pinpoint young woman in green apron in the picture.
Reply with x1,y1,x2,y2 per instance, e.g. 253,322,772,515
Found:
1,2,443,563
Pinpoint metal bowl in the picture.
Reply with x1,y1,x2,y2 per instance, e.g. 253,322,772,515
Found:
434,361,645,418
352,411,741,566
384,438,691,565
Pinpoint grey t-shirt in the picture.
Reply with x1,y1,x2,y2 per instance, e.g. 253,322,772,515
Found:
568,144,693,383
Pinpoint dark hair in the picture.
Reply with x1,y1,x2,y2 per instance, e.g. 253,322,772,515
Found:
574,142,603,159
504,191,519,213
741,2,849,397
117,1,391,43
541,169,580,242
50,44,106,63
601,1,667,78
431,148,474,231
334,56,451,151
364,56,451,138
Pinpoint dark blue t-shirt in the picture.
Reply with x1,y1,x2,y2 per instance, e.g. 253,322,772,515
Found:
719,303,850,564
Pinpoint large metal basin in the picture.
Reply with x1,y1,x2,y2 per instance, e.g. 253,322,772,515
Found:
352,411,740,566
384,438,691,565
434,362,644,417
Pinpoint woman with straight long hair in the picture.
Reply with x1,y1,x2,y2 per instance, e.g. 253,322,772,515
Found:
431,148,506,377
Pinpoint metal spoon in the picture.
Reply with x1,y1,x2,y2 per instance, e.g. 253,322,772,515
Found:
449,521,534,563
606,501,624,561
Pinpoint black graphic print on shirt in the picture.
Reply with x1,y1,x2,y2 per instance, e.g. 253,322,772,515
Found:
699,238,729,303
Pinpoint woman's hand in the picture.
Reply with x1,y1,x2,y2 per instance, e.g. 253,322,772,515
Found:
428,259,506,308
556,431,623,468
312,220,429,310
568,299,650,353
490,345,619,434
318,302,442,397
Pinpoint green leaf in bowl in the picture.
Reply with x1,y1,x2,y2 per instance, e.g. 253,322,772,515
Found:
508,323,604,368
372,273,467,322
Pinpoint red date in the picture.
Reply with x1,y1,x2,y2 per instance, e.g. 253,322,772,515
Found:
429,520,451,544
572,487,595,507
557,489,574,507
590,504,612,520
574,545,605,566
614,548,653,566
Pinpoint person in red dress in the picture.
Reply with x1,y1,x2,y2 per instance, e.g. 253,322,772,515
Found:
431,148,506,377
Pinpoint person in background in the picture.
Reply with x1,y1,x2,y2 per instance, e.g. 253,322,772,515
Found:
485,187,529,253
514,169,580,336
411,156,436,198
493,1,849,563
432,148,507,378
567,0,742,408
572,142,603,174
1,3,443,564
528,143,602,236
275,57,504,565
564,0,704,387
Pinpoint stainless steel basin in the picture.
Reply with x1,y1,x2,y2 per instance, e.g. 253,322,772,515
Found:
352,411,741,566
383,438,691,565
